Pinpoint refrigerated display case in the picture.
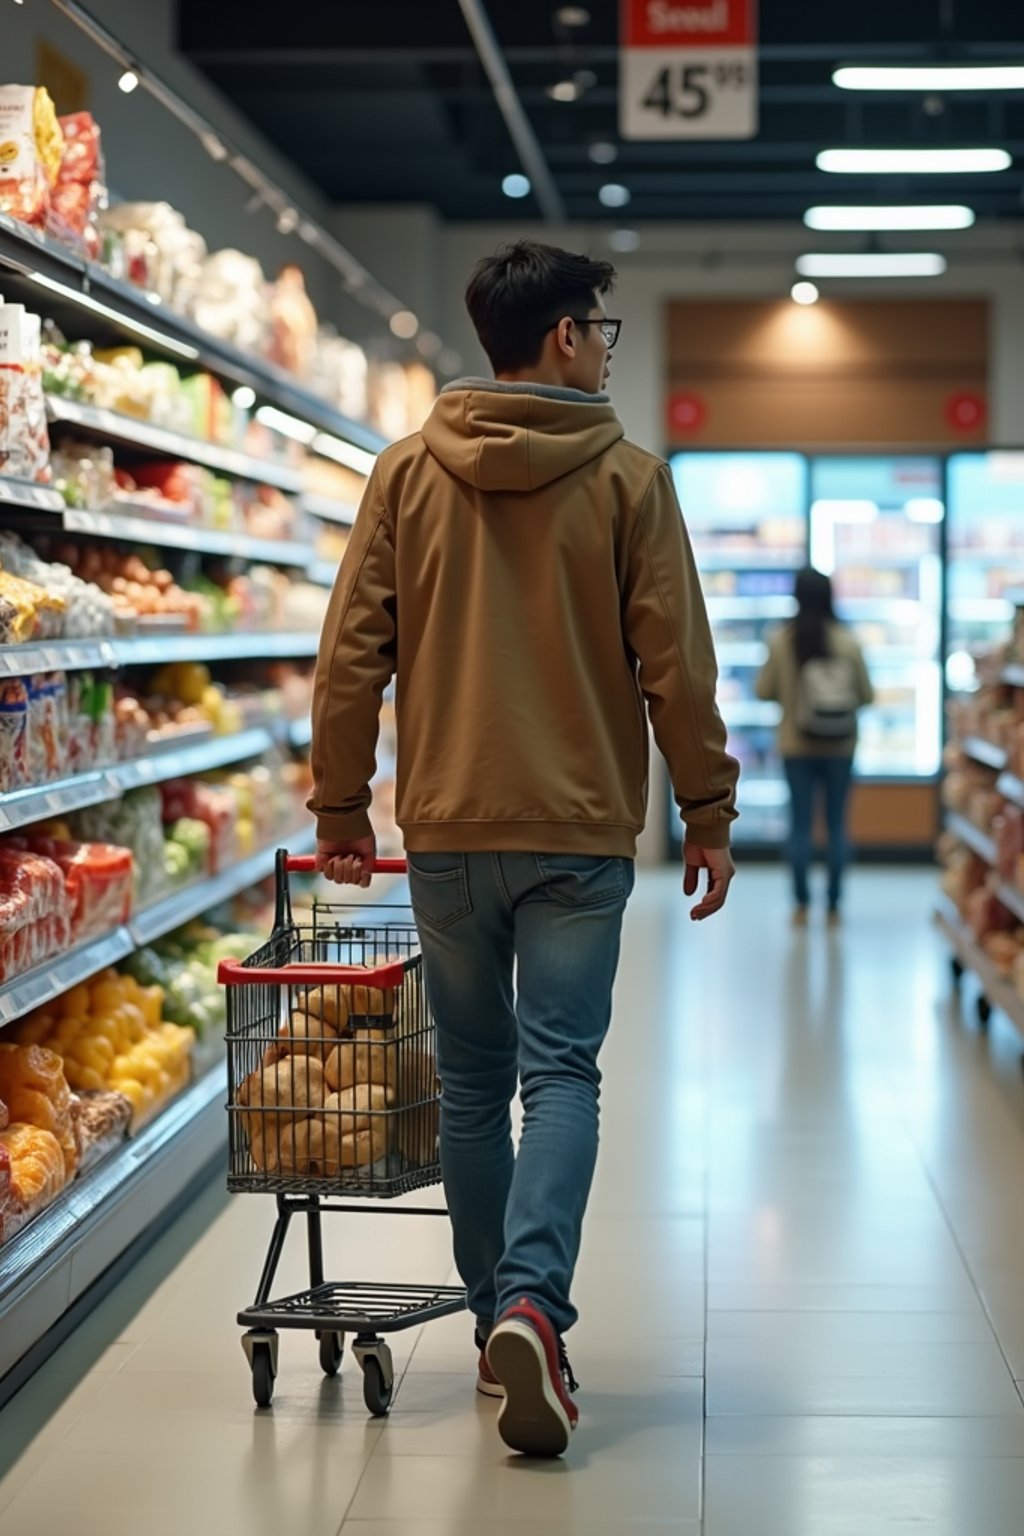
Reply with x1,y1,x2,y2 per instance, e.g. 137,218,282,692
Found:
669,452,808,846
946,452,1024,693
808,456,944,779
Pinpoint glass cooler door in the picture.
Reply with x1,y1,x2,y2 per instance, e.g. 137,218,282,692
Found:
946,452,1024,695
669,451,809,847
808,456,943,780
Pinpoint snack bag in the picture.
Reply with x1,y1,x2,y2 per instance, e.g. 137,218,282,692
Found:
0,86,62,230
51,112,105,257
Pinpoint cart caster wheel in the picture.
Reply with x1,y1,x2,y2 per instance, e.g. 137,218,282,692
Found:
317,1330,345,1377
951,957,964,985
977,995,993,1030
251,1342,275,1409
362,1355,393,1417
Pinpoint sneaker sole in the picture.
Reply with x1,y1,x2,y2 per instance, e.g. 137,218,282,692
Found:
476,1374,506,1399
486,1320,573,1457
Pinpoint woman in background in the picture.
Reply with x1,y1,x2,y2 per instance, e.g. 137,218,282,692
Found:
757,569,874,927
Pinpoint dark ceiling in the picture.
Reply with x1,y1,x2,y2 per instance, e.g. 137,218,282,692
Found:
178,0,1024,224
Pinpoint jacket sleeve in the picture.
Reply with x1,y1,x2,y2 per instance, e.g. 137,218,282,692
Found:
755,634,780,701
621,465,739,849
307,464,396,842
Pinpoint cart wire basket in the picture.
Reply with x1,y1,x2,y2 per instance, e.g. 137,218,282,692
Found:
218,851,465,1414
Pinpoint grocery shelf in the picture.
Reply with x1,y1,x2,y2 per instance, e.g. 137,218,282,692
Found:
704,596,796,617
1004,665,1024,689
694,550,804,570
0,215,385,460
302,494,359,526
997,771,1024,811
0,826,316,1030
0,925,136,1028
0,631,321,677
62,504,315,568
945,812,997,867
0,767,111,833
0,475,66,515
286,716,313,749
131,825,316,946
46,396,305,494
307,560,339,588
716,642,769,667
720,700,782,727
0,1057,225,1395
962,737,1008,772
935,896,1024,1042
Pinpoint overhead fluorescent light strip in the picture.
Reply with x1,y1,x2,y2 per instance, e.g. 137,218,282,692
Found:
796,253,947,277
804,204,975,231
834,65,1024,92
28,273,200,360
817,148,1012,174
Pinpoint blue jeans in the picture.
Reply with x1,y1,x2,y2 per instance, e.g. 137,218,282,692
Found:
783,755,855,911
407,851,634,1338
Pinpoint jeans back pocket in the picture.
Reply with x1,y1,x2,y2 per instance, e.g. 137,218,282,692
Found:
534,854,632,909
407,853,473,931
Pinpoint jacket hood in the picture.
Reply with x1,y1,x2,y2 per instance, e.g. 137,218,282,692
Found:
421,378,625,492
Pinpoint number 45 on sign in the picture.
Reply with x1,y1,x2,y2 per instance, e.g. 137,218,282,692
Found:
620,0,759,141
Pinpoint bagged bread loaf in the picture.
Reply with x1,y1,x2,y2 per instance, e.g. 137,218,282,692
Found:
301,985,350,1033
274,1008,339,1061
72,1090,132,1174
0,1043,78,1177
324,1035,397,1100
396,1048,440,1168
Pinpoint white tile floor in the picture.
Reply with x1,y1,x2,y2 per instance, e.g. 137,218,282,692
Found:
3,865,1024,1535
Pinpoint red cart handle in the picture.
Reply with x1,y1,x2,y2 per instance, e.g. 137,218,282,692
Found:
218,958,407,987
285,855,408,875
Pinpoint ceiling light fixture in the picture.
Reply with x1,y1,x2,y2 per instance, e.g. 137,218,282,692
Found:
502,173,532,198
555,6,591,25
609,228,640,252
817,147,1012,174
117,69,139,94
200,133,227,162
389,309,419,340
804,203,976,230
589,141,618,164
547,79,582,102
834,64,1024,92
790,281,820,305
276,207,299,234
796,252,948,277
231,386,256,410
599,182,631,208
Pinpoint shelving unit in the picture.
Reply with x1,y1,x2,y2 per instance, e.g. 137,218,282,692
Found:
963,737,1008,772
61,505,315,568
0,630,320,677
945,812,997,867
935,895,1024,1040
302,494,359,526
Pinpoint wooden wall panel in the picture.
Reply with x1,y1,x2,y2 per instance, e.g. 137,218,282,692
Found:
666,297,989,448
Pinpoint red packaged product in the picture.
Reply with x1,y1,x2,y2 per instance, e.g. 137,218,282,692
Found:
19,838,133,941
0,846,70,980
51,112,105,257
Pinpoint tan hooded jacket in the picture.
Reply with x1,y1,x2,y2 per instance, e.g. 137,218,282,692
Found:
309,379,738,857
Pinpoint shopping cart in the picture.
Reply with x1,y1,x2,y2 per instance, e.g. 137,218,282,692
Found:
218,850,466,1413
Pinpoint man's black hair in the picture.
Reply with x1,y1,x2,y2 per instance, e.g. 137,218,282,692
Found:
465,239,616,375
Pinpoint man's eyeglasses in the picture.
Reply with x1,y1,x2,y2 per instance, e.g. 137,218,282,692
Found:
546,317,622,350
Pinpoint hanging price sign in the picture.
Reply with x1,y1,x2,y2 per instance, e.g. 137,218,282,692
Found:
620,0,758,140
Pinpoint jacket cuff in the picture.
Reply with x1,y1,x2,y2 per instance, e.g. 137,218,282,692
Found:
683,822,732,850
310,808,374,843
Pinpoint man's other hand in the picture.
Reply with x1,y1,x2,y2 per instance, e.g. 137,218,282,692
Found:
683,841,735,922
315,835,377,888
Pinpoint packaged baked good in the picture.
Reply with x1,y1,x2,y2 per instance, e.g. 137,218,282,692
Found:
72,1089,131,1173
51,112,105,257
0,1122,65,1236
0,679,29,791
19,837,133,940
0,1042,78,1178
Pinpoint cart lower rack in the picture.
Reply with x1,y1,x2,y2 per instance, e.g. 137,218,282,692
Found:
219,851,466,1413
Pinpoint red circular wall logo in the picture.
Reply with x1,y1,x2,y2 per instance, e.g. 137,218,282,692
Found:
945,391,986,433
668,391,707,435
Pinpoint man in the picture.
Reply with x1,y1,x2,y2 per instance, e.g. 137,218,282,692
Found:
309,239,738,1457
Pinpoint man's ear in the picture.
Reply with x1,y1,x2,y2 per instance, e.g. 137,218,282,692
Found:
555,317,575,357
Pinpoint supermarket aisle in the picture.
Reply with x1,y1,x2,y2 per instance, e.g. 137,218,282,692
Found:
4,865,1024,1535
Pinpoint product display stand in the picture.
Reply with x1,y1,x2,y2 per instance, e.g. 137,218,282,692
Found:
937,600,1024,1044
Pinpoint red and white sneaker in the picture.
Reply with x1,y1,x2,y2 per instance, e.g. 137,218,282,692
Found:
475,1329,505,1398
485,1298,579,1457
